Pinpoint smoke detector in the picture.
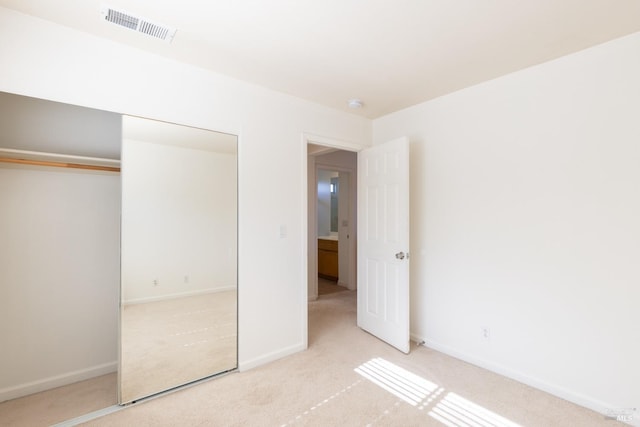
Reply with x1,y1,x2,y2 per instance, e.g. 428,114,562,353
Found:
348,99,364,109
100,4,176,43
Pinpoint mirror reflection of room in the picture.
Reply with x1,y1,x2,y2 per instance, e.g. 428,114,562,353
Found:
120,116,238,403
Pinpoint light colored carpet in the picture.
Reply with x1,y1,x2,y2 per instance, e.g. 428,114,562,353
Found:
0,290,623,426
121,291,237,403
88,291,618,426
317,278,346,296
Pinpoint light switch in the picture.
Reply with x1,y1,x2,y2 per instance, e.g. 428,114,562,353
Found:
279,225,287,238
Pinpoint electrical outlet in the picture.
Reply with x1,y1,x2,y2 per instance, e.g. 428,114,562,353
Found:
153,279,158,286
184,275,189,284
481,327,490,340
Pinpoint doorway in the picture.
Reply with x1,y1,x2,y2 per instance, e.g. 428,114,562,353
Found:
307,143,357,301
304,135,411,354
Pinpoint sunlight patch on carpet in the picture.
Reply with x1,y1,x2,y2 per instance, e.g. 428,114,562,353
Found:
354,358,438,405
355,358,522,427
429,392,522,427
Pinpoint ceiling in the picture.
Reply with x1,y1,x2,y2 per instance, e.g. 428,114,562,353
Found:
2,1,640,118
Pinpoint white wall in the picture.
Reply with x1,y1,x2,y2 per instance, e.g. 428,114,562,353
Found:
0,7,370,375
337,172,350,286
0,165,120,401
121,139,237,304
373,32,640,422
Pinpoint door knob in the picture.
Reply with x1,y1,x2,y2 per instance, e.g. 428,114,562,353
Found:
395,251,405,260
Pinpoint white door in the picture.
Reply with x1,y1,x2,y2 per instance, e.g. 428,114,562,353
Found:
357,137,410,353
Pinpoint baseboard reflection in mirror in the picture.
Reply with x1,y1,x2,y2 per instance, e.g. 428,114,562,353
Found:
120,116,238,404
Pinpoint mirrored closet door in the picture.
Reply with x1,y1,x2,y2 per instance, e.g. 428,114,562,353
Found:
120,116,238,404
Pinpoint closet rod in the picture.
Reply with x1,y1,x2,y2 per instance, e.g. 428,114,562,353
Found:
0,148,120,172
0,157,120,172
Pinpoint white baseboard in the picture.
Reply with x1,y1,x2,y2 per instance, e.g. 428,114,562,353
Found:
412,333,636,426
238,342,306,372
0,361,117,403
124,286,236,305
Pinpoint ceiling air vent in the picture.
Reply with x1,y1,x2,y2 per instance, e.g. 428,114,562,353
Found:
100,5,176,43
